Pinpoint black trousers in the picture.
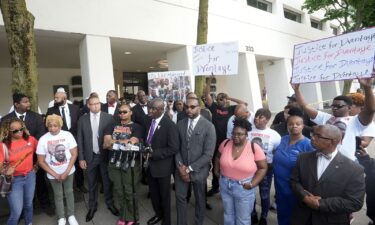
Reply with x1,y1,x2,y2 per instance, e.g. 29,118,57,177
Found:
35,169,50,207
87,155,114,209
147,172,171,225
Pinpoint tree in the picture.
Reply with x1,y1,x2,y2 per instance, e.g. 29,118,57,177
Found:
0,0,39,111
194,0,209,100
302,0,375,94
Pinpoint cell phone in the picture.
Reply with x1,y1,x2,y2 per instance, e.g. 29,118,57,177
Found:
355,136,361,150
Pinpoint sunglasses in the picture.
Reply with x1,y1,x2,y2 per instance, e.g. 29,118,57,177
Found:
185,105,199,110
11,127,25,134
330,104,347,109
118,110,129,114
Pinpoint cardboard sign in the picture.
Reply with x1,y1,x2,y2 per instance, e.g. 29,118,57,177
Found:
291,28,375,83
192,41,239,76
147,70,191,101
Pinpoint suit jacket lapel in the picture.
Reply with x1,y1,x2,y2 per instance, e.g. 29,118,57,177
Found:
309,152,318,182
318,152,343,183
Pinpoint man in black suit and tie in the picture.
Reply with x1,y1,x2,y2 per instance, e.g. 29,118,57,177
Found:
46,89,87,193
77,95,119,222
290,124,365,225
146,98,179,225
175,97,216,225
132,90,150,137
101,90,120,120
1,93,52,215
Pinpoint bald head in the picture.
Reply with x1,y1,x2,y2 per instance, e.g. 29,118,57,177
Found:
311,125,342,153
319,125,342,142
234,104,250,119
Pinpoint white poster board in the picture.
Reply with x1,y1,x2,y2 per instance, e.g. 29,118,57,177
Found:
147,70,191,101
291,28,375,84
192,41,239,76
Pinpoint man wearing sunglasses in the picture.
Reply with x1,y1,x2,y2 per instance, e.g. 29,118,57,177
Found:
291,77,375,162
204,75,247,196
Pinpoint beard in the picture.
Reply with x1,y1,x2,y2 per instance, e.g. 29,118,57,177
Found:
54,101,64,107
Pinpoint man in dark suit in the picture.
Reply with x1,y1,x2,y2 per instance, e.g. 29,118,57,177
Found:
1,93,52,215
146,98,179,225
46,89,87,193
132,90,150,137
175,97,216,225
77,95,119,222
290,124,365,225
101,90,120,120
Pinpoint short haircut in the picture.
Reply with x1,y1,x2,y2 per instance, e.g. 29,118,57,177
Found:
88,95,99,104
255,108,272,120
46,114,63,127
233,118,252,132
333,95,353,106
217,93,228,99
107,90,117,96
13,93,28,104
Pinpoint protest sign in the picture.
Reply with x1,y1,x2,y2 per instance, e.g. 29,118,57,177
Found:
192,41,239,76
147,70,191,101
291,27,375,84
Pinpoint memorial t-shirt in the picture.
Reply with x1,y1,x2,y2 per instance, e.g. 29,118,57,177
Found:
36,130,77,179
248,127,281,163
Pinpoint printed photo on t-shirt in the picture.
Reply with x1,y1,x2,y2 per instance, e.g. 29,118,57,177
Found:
47,140,67,166
250,132,271,153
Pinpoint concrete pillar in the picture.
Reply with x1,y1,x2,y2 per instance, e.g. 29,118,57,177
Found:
300,83,323,109
263,58,293,112
302,11,311,27
113,69,123,98
216,53,262,111
320,81,341,105
79,35,115,102
166,46,194,91
273,0,284,17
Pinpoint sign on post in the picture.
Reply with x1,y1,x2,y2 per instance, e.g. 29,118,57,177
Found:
192,41,239,76
147,70,191,101
291,28,375,84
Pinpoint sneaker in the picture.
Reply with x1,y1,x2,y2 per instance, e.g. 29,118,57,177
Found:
349,213,354,224
251,215,258,224
117,220,126,225
68,215,79,225
259,218,267,225
58,218,66,225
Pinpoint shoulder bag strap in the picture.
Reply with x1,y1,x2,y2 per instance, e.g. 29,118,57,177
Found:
251,140,255,155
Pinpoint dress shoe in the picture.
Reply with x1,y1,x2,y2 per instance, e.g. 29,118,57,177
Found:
86,208,97,222
251,214,259,224
77,185,88,193
206,202,212,210
147,216,163,225
108,205,120,216
259,218,267,225
206,188,219,197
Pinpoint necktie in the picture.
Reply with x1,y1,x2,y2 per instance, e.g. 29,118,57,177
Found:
61,107,68,128
146,119,156,145
108,103,115,108
92,114,99,154
316,152,332,160
19,115,25,121
187,119,194,142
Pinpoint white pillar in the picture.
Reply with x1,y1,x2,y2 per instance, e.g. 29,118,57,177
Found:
263,58,293,112
302,11,311,27
167,46,194,91
217,53,262,111
273,0,284,17
320,81,341,103
79,35,115,102
300,83,323,109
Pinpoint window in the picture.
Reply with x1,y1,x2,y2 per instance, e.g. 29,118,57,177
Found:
123,72,148,101
284,8,301,23
331,26,338,35
311,19,322,30
247,0,272,13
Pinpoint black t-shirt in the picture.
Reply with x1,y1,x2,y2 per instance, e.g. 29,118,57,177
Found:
105,122,143,159
208,102,236,143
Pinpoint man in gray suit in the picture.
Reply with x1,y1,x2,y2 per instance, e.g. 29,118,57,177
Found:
290,124,365,225
175,97,216,225
77,95,119,222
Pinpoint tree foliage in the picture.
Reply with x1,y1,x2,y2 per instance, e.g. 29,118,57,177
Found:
302,0,375,94
0,0,39,111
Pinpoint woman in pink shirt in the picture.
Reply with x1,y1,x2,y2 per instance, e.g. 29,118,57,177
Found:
214,118,267,225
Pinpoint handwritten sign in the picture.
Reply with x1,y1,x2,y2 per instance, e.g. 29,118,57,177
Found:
291,28,375,83
147,70,191,101
192,41,239,76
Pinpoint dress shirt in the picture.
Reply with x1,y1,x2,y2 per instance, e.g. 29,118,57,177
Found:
141,104,148,115
108,102,117,115
90,111,101,154
15,111,27,121
60,104,71,129
187,115,201,132
147,113,164,139
317,148,338,180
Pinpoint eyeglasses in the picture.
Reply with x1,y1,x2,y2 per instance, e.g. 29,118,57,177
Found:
185,105,199,110
311,132,333,141
330,104,347,109
118,110,129,114
217,98,225,102
11,127,25,134
232,132,247,137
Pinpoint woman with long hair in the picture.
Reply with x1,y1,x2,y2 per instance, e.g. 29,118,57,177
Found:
0,118,38,225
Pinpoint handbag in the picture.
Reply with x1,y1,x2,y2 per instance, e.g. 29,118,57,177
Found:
0,143,13,197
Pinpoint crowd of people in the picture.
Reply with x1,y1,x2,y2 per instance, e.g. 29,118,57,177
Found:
0,76,375,225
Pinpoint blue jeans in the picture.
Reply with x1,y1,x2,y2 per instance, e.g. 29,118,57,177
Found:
6,170,36,225
252,167,273,219
220,175,256,225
